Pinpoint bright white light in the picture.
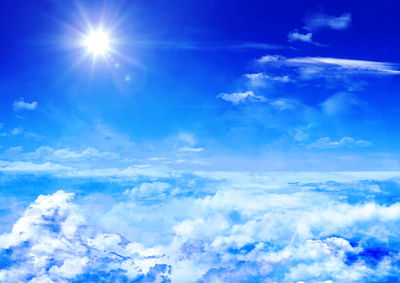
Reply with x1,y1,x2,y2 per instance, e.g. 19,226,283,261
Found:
84,30,110,56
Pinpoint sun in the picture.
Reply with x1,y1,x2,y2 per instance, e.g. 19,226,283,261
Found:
84,29,111,56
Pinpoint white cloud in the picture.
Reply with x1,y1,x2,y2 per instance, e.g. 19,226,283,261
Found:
288,30,313,43
308,137,372,149
244,73,290,87
257,54,286,63
1,174,400,281
30,146,119,161
288,57,400,74
178,146,204,152
217,91,266,104
124,182,173,198
257,55,400,76
62,165,180,179
304,12,352,31
0,127,41,139
12,98,37,111
287,31,327,47
0,190,167,282
269,98,300,110
0,161,72,173
0,159,180,180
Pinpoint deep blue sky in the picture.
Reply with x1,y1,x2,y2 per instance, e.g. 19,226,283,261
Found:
1,0,400,170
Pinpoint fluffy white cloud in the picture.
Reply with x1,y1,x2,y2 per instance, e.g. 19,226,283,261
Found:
304,12,352,31
217,91,266,104
0,191,168,282
12,98,37,111
1,172,400,281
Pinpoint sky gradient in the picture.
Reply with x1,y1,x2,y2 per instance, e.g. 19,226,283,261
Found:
1,0,400,282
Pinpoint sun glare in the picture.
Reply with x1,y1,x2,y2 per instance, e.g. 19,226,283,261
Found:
84,29,110,56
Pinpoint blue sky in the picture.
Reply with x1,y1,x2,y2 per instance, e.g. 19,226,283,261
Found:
1,0,400,282
1,0,400,171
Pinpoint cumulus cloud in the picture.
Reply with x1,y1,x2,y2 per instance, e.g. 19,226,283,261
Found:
0,191,169,282
12,98,37,111
304,12,352,31
217,91,266,104
308,136,372,149
1,174,400,282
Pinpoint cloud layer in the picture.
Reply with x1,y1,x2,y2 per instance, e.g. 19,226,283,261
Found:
1,173,400,282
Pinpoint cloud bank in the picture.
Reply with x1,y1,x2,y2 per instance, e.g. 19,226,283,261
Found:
1,173,400,282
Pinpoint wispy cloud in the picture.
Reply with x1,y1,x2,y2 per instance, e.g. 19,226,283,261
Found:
27,146,119,161
321,92,360,116
287,57,400,74
244,73,290,86
130,40,283,51
217,91,266,104
308,136,372,149
288,30,313,43
288,12,350,47
0,160,73,173
287,30,327,47
258,55,400,76
0,127,41,139
178,146,204,152
12,98,37,111
304,12,352,31
257,55,286,63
